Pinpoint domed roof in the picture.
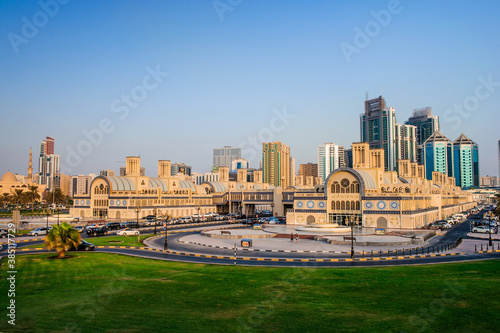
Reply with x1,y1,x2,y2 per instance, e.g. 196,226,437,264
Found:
1,171,17,183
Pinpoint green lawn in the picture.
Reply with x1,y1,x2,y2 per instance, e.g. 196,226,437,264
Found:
0,254,499,333
25,234,155,248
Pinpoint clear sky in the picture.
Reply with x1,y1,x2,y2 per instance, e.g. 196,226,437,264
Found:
1,0,499,178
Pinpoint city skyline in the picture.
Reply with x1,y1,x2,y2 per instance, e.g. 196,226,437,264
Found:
1,1,500,177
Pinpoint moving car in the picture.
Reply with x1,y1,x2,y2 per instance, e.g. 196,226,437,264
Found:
71,240,95,251
117,228,140,236
0,229,8,238
28,227,52,236
74,226,84,233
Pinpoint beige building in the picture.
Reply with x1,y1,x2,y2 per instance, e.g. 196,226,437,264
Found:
70,157,278,219
71,146,477,228
0,148,47,200
287,142,476,229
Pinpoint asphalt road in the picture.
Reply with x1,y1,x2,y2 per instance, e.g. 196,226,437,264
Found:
4,219,500,267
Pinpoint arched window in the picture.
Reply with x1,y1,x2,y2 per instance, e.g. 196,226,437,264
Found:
346,201,350,210
356,201,360,210
336,201,340,210
331,201,335,210
331,181,341,193
341,201,345,210
351,201,356,210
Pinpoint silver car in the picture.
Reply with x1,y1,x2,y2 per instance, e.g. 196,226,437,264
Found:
28,227,51,236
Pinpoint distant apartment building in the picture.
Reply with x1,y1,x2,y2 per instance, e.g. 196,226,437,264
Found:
100,170,116,177
361,96,416,171
318,143,344,182
262,142,292,188
395,123,417,163
405,108,440,165
299,163,318,178
231,158,249,171
69,174,96,197
171,163,192,177
213,146,241,168
38,136,60,190
480,176,499,188
297,163,318,186
192,172,219,185
344,148,353,168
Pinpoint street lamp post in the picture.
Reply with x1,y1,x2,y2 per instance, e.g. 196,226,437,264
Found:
488,215,493,247
57,206,60,227
153,208,157,235
134,205,141,228
46,209,50,231
350,216,355,259
164,215,168,251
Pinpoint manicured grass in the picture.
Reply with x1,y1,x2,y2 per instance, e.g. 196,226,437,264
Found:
1,254,499,332
86,234,154,247
25,234,155,248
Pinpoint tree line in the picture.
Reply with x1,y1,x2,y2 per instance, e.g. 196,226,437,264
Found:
0,186,71,211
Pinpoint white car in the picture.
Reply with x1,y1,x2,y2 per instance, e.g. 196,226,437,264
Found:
117,228,140,236
472,226,494,234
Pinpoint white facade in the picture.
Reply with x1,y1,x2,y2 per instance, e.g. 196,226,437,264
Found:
192,172,219,185
69,174,96,197
318,143,344,182
231,158,249,171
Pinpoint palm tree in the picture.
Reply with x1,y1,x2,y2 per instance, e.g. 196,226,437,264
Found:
45,188,66,207
1,193,11,210
26,185,40,211
45,222,81,258
10,189,26,209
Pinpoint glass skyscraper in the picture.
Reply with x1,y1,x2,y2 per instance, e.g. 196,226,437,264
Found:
453,134,479,189
423,131,454,181
405,107,440,165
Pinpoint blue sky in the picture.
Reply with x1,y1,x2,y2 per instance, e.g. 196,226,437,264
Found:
1,0,499,177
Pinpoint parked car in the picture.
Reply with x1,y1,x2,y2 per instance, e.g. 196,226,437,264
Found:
179,217,193,224
117,228,140,236
29,227,52,236
472,226,495,234
86,226,107,236
106,222,122,230
74,226,84,233
0,229,8,238
121,221,139,229
436,221,452,229
142,215,156,220
71,240,95,251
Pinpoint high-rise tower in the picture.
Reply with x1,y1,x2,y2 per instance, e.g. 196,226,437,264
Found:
453,134,479,189
262,142,291,188
423,131,454,180
405,108,440,165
